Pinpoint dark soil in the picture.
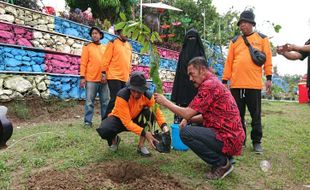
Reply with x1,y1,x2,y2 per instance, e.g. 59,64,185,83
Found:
27,161,187,190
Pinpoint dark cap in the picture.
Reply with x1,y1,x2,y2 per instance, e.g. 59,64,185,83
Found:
127,71,148,93
89,26,104,39
237,10,256,26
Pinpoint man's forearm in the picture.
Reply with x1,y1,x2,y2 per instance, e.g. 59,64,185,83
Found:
163,101,194,120
283,51,302,60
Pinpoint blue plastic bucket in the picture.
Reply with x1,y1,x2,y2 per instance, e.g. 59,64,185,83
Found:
171,124,189,151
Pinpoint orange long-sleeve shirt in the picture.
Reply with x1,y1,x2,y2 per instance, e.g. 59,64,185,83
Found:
102,38,132,82
110,88,166,136
222,32,272,89
80,42,106,82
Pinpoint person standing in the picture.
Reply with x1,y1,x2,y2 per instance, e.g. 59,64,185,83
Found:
80,26,110,127
222,10,273,153
171,29,206,122
102,29,132,119
155,57,244,180
276,40,310,102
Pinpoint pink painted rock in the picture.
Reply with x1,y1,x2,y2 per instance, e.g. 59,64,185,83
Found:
0,23,11,31
14,27,27,34
52,55,68,62
0,30,14,39
17,38,33,47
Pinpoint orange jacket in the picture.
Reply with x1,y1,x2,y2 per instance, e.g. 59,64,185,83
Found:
80,42,106,82
222,32,272,89
102,38,132,82
110,88,166,136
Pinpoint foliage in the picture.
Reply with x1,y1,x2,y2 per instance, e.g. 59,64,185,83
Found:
59,9,95,26
115,12,162,93
11,100,29,120
0,0,41,10
64,0,135,23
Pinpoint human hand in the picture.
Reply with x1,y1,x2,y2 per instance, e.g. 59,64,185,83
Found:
276,45,285,55
145,131,158,149
179,118,187,128
154,93,168,106
265,80,272,95
80,78,86,88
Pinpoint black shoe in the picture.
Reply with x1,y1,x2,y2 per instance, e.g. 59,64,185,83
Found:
84,123,92,128
229,156,236,165
253,143,263,154
137,147,151,157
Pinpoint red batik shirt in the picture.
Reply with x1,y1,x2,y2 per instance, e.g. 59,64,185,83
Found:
189,74,245,156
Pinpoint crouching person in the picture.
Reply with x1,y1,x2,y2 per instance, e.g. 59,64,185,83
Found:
154,57,245,180
96,71,169,156
0,106,13,149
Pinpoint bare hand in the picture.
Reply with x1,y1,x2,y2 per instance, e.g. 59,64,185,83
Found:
154,93,167,106
145,131,158,149
179,119,187,128
80,78,86,88
265,80,272,95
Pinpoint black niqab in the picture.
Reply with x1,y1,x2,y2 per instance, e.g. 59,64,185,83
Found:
171,29,206,106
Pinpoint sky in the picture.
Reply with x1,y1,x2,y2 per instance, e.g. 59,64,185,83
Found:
212,0,310,76
41,0,309,75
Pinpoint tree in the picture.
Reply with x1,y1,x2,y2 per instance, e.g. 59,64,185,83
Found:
64,0,136,23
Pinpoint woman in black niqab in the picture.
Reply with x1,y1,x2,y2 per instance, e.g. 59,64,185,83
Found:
171,29,206,108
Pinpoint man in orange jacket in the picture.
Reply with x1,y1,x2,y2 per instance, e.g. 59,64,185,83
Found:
96,71,169,156
80,26,110,127
222,10,272,153
102,29,132,119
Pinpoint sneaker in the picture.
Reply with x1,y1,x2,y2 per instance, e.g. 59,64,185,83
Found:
137,146,151,157
206,160,234,180
253,143,263,154
84,123,92,128
109,136,121,152
229,156,236,165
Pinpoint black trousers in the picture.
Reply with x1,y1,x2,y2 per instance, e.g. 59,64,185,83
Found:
231,89,262,144
180,126,227,167
96,108,155,146
103,80,126,119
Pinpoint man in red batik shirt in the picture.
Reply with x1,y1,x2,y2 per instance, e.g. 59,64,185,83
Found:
155,57,245,180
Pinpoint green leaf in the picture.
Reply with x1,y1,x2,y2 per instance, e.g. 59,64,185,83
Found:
119,12,127,22
142,24,151,33
150,33,156,43
115,22,126,30
274,24,282,33
132,29,140,40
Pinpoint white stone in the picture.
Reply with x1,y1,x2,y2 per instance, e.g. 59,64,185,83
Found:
39,38,46,45
72,43,83,49
4,76,32,93
0,79,3,90
34,25,48,31
33,31,43,39
41,91,49,99
47,24,54,29
44,79,50,86
14,19,24,25
0,14,14,23
0,94,10,102
32,14,40,20
0,7,5,14
2,89,13,95
66,39,75,46
46,40,54,46
37,19,48,25
35,76,45,84
24,16,32,22
10,91,23,99
32,88,40,96
43,33,51,40
57,36,66,44
37,81,47,91
27,21,37,26
5,6,17,16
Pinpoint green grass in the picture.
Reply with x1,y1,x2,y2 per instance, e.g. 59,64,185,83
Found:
0,101,309,189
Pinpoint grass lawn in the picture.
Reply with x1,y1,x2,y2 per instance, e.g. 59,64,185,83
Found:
0,101,309,189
